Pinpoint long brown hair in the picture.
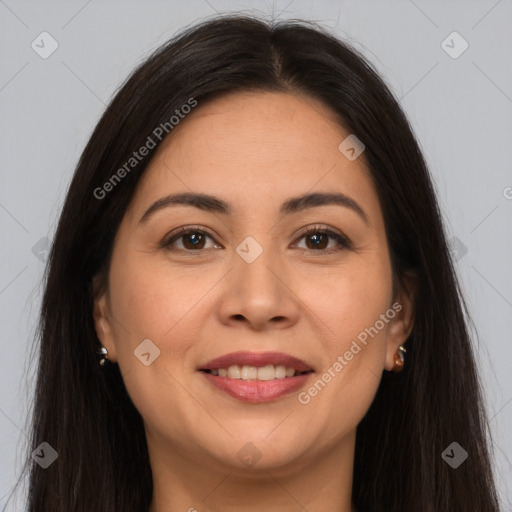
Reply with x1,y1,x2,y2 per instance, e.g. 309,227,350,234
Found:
5,14,500,512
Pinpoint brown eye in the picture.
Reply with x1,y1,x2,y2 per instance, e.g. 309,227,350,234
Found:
161,228,218,252
304,232,329,250
161,225,351,254
180,232,207,250
295,226,352,253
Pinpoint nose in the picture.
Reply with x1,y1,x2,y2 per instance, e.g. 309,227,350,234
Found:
215,240,301,332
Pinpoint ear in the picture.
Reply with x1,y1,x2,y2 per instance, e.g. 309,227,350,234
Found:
384,270,416,371
92,274,118,362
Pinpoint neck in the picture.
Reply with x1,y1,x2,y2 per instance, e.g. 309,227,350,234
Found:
146,429,357,512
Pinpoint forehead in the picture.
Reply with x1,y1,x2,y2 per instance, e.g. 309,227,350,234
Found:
160,90,354,168
128,91,378,220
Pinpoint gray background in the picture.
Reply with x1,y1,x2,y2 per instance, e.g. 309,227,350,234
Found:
1,0,511,509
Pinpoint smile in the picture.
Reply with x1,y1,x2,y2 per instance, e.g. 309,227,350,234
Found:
202,364,310,380
198,351,315,403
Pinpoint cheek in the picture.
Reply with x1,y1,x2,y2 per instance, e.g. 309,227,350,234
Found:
292,254,391,425
108,252,216,346
104,253,203,416
299,253,392,350
106,255,211,437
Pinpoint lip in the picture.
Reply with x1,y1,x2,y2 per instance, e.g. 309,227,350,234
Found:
201,371,312,403
198,351,314,403
201,372,313,403
198,351,314,373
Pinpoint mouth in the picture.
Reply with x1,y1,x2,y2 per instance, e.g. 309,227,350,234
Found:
200,365,313,379
198,351,315,403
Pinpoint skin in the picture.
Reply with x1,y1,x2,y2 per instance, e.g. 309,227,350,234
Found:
93,91,415,512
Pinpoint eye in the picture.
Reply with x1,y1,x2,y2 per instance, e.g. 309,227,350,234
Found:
294,225,352,254
161,226,219,252
161,224,352,254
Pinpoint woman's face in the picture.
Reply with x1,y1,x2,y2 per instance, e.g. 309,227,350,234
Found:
94,91,414,476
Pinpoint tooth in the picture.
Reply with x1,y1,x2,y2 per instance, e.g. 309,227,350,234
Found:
212,365,300,379
241,365,258,380
257,365,276,381
228,365,241,379
275,365,286,379
286,367,295,377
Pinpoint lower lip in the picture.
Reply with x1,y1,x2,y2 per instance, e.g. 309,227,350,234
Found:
200,371,313,403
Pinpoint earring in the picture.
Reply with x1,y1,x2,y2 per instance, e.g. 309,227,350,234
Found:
97,345,109,366
392,344,406,373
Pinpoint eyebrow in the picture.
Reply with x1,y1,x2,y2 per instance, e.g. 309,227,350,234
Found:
139,191,369,225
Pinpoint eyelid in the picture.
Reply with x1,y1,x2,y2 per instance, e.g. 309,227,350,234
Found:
293,224,352,251
161,223,352,252
294,223,349,241
159,225,219,249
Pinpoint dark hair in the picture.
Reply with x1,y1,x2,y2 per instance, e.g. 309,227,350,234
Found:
6,13,499,512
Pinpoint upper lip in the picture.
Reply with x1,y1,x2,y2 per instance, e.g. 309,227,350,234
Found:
199,351,314,373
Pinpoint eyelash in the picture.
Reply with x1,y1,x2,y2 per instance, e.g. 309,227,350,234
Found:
160,224,352,255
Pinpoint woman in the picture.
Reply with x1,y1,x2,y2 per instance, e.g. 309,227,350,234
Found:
6,13,500,512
